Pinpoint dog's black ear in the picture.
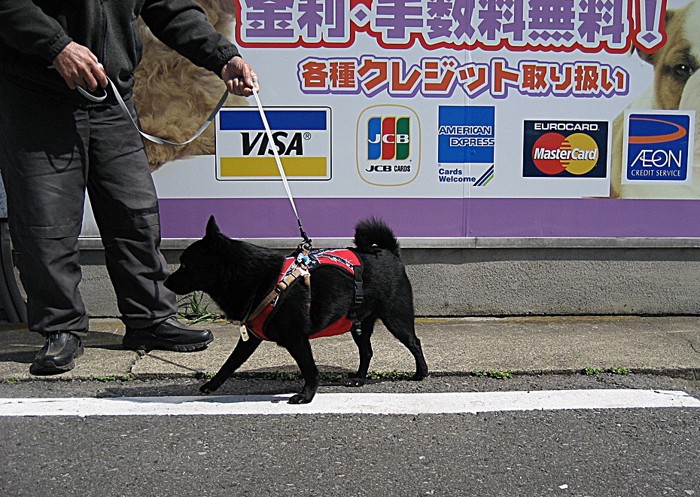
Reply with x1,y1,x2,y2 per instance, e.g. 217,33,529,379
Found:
206,215,221,239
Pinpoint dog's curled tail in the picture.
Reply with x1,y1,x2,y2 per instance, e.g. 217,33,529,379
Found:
354,217,401,258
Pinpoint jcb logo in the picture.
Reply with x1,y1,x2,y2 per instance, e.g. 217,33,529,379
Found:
241,132,304,156
366,165,392,172
356,105,420,187
367,117,410,160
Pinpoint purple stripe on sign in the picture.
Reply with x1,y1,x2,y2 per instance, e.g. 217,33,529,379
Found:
158,198,700,239
159,198,464,238
464,198,700,237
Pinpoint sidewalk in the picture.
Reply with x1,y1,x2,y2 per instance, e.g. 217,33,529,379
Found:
1,316,699,381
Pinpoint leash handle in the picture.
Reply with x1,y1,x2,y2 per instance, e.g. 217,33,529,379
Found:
76,85,108,103
106,77,228,147
64,63,227,147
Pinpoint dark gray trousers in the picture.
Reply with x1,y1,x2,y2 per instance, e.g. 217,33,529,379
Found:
0,77,177,336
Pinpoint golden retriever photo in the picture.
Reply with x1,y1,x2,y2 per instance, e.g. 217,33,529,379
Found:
133,0,247,170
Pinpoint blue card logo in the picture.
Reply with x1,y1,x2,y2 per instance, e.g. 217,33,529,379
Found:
438,106,495,164
624,112,693,183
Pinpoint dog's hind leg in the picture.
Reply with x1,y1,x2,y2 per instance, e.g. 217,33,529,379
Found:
346,318,375,387
382,314,429,381
200,335,262,394
285,337,320,404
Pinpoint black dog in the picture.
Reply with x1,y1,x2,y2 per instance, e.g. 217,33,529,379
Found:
164,216,429,404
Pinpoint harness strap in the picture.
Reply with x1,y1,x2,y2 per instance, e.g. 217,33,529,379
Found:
348,263,364,336
353,264,364,306
245,264,309,326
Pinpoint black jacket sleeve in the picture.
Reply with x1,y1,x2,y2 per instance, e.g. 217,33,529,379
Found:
140,0,241,77
0,0,71,62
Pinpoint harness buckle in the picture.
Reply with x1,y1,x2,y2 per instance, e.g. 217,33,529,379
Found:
239,324,250,342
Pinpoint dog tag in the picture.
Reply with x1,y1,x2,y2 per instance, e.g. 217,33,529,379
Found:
239,324,249,341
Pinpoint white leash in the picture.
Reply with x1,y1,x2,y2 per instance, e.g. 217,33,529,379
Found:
250,86,310,244
77,78,228,147
76,71,312,243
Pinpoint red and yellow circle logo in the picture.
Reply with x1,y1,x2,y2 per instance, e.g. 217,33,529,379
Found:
532,132,599,176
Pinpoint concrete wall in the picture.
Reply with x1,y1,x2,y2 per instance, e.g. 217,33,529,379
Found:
74,237,700,318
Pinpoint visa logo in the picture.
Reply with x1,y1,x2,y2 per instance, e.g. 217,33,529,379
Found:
367,117,410,160
241,132,304,156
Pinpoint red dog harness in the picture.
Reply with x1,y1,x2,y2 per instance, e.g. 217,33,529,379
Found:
245,248,362,341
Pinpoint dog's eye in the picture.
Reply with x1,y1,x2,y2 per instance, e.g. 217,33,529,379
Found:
673,64,695,80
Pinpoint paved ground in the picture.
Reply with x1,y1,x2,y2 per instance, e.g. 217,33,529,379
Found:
1,315,699,381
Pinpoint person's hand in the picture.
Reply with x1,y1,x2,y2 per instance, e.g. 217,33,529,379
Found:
221,56,259,96
52,41,108,91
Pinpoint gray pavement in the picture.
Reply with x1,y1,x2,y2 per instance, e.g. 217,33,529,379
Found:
1,316,699,381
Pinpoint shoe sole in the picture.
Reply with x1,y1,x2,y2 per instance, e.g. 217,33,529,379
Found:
30,344,84,376
122,335,214,353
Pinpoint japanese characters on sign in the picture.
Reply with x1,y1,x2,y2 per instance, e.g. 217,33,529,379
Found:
237,0,662,53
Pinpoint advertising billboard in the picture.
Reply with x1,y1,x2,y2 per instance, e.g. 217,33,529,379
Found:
129,0,700,240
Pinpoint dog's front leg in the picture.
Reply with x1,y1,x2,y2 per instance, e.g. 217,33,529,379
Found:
285,337,319,404
200,335,262,394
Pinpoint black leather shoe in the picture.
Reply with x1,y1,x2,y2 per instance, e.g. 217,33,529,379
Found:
123,317,213,352
30,332,84,376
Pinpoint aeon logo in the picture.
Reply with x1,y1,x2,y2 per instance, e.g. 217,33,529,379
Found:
624,112,693,183
367,117,410,161
629,116,687,170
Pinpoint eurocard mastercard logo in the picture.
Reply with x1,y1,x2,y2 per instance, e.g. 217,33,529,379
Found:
523,121,608,178
532,132,599,175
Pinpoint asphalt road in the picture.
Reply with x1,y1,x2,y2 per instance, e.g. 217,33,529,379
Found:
1,374,699,497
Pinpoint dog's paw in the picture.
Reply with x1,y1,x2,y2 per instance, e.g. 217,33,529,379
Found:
200,381,219,394
345,378,366,387
288,393,313,404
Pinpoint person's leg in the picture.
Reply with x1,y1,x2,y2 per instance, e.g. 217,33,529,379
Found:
86,100,176,328
0,77,88,374
86,99,212,351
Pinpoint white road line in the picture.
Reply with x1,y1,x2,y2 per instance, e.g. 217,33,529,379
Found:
1,390,699,417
